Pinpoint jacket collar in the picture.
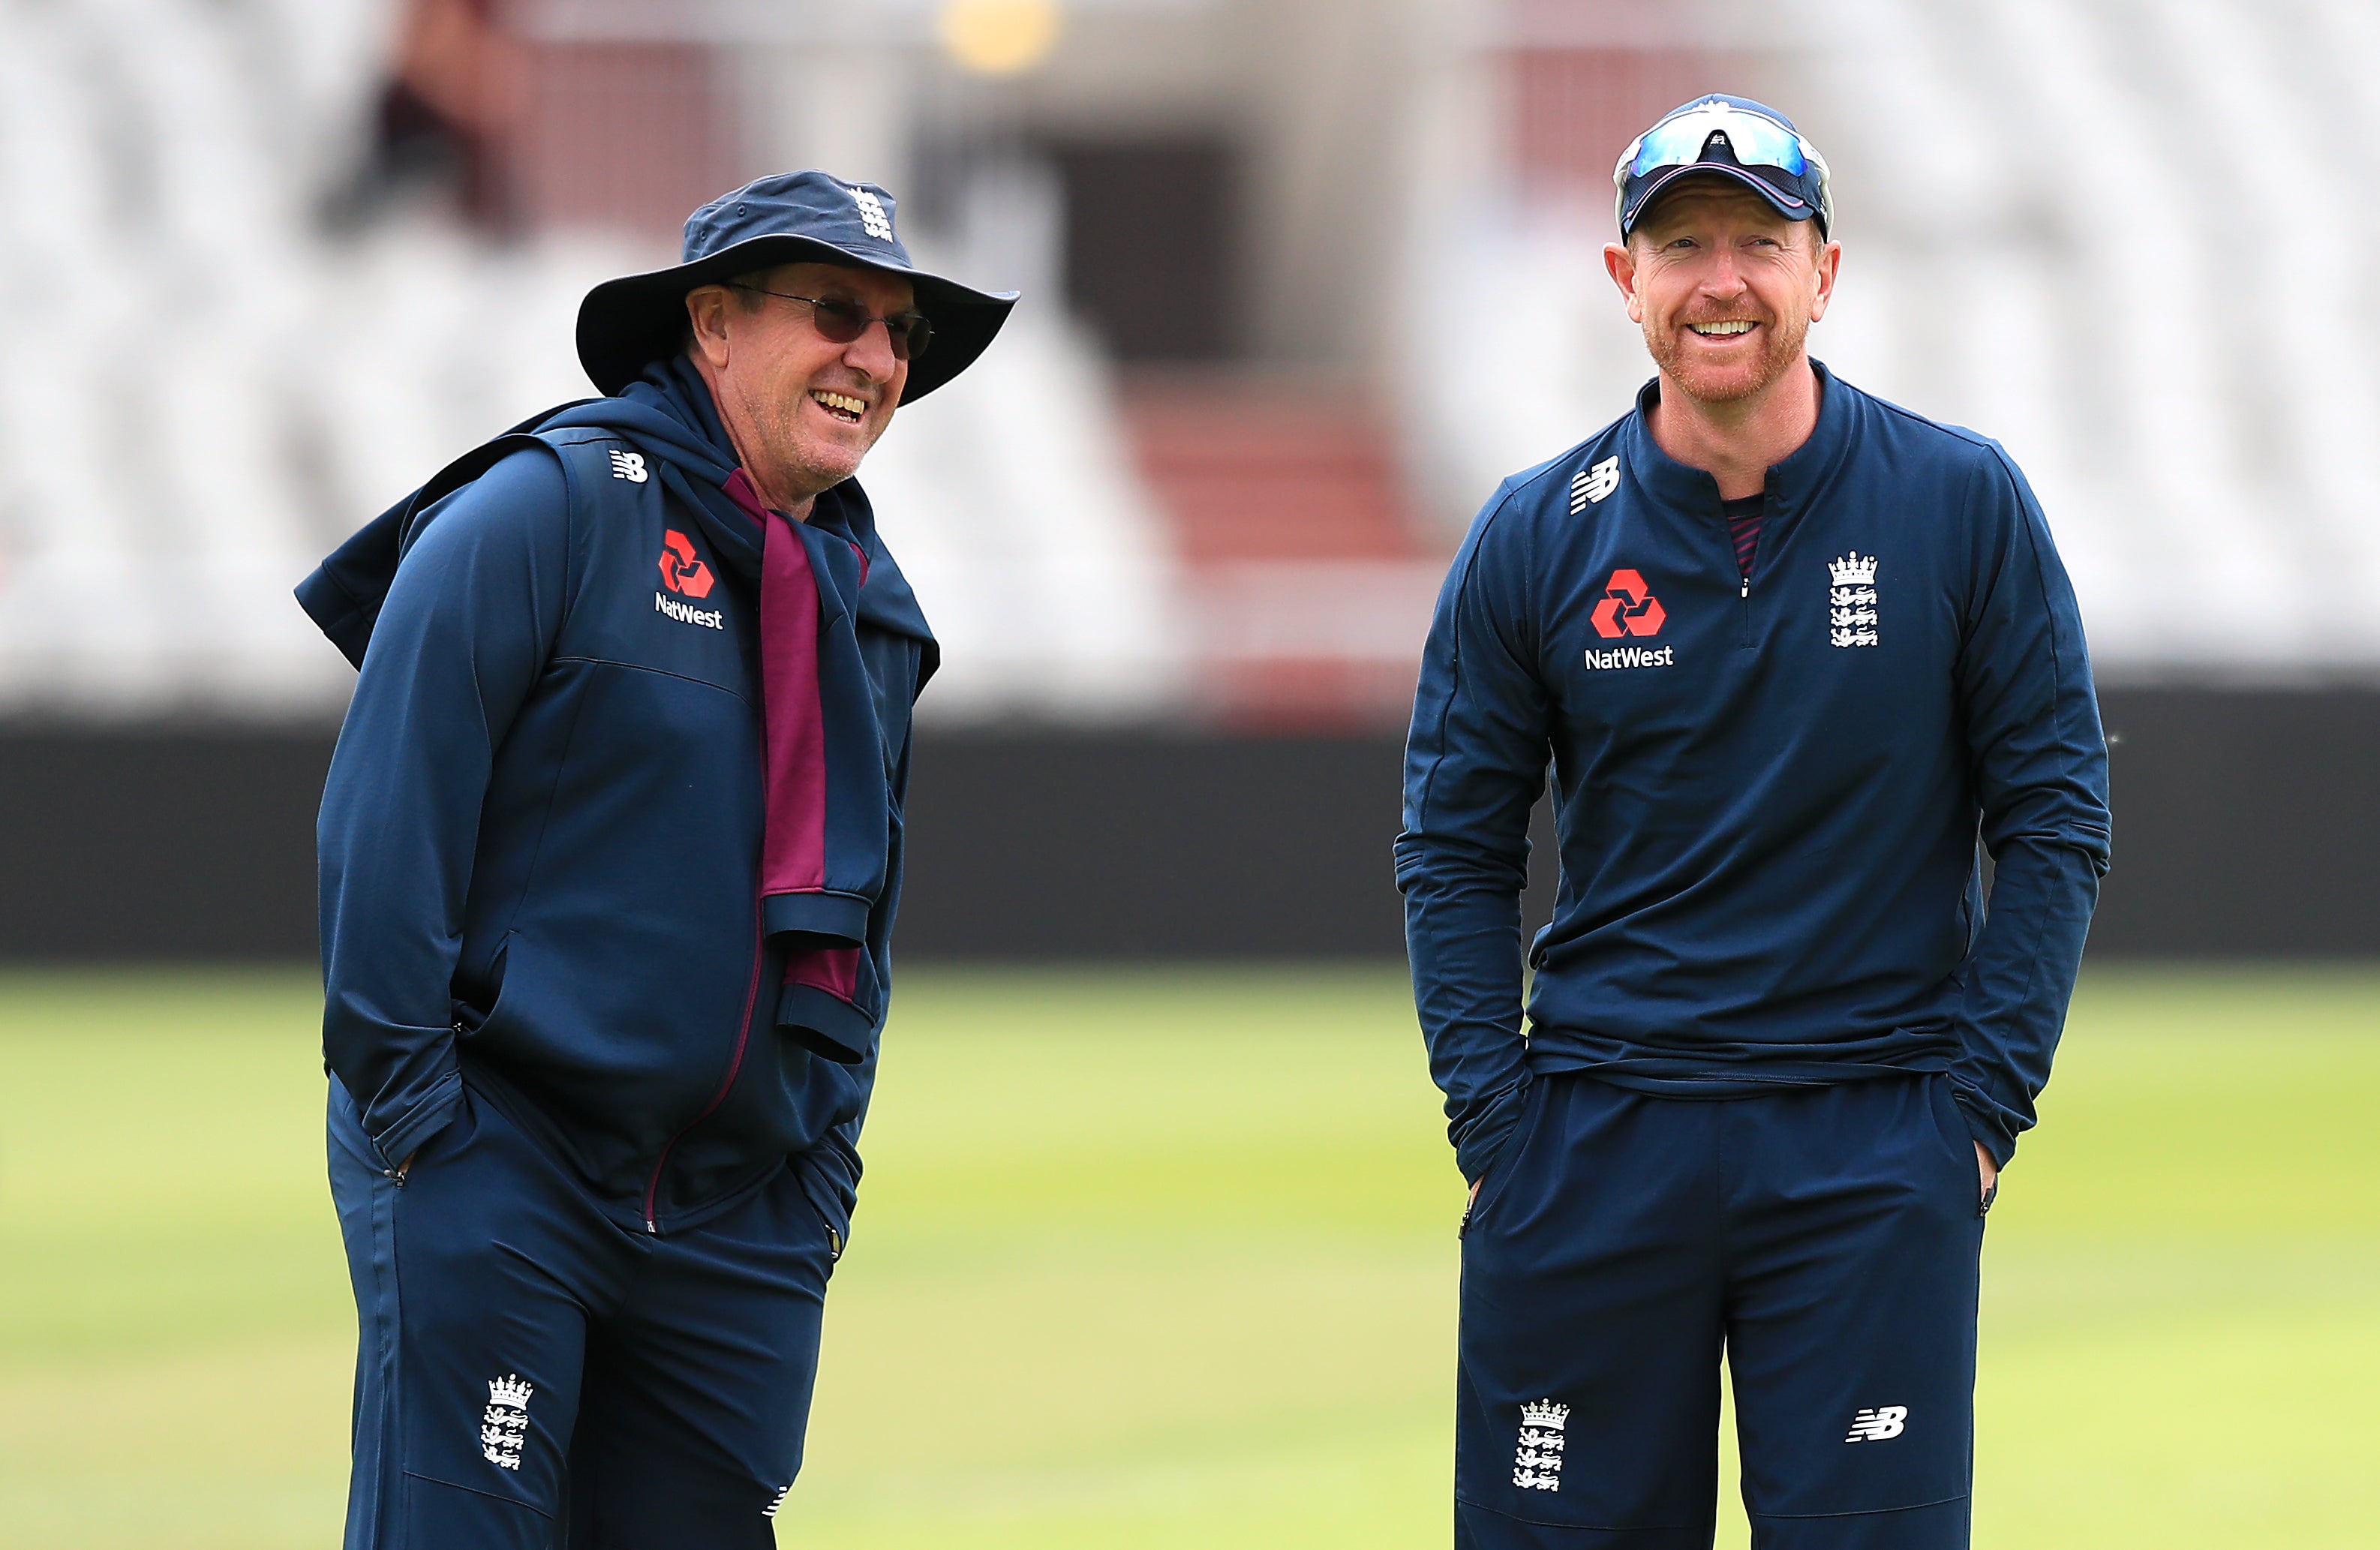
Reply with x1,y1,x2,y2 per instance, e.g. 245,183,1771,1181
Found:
539,359,936,650
1618,357,1853,516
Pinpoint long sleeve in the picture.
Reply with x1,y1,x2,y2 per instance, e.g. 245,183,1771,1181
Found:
1948,449,2113,1165
1395,491,1551,1182
804,639,924,1227
317,449,570,1170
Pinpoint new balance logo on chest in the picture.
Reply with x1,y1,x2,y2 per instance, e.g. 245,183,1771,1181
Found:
1570,456,1620,513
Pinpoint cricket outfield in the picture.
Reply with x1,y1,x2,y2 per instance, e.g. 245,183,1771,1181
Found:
0,965,2372,1547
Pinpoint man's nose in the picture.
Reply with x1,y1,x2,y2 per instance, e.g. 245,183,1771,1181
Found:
845,319,901,380
1699,249,1749,296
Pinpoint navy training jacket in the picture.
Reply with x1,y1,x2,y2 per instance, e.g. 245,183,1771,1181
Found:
307,386,930,1237
1397,363,2111,1182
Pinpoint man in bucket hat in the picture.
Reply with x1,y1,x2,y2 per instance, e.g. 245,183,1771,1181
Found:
299,170,1014,1546
1399,96,2109,1546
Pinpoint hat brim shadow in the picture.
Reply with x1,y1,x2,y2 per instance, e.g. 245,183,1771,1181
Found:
1622,163,1817,236
576,233,1019,403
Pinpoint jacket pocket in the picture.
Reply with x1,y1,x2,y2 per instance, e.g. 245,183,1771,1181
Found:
1923,1075,1989,1213
794,1155,852,1266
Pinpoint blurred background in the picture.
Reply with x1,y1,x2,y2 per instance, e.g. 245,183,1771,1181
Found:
0,2,2372,1547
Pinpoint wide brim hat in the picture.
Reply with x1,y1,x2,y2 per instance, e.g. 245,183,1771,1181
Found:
576,170,1018,404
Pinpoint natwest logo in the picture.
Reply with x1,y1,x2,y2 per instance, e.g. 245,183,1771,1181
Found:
657,530,715,598
1589,569,1665,638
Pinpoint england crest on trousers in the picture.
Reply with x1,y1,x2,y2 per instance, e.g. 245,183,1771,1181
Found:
1512,1399,1569,1491
480,1374,534,1470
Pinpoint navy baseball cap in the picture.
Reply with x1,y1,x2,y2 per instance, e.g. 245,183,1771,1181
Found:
576,169,1019,402
1614,95,1834,239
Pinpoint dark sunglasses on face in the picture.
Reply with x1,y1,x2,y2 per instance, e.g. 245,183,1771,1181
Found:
729,284,934,362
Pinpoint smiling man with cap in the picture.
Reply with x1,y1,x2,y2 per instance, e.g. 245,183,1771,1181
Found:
1398,97,2110,1547
299,170,1014,1547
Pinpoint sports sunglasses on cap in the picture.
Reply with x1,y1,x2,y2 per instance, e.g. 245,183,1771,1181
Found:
1612,96,1835,239
729,284,936,362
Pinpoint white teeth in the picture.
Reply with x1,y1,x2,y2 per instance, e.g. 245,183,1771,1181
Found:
1690,321,1756,336
811,390,867,416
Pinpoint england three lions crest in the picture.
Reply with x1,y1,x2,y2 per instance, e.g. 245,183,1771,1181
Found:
480,1373,534,1470
1512,1398,1569,1491
1828,551,1880,647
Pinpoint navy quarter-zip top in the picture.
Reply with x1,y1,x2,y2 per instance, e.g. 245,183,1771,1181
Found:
1397,363,2111,1182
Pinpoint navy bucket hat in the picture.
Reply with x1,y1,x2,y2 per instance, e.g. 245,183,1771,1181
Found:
1614,95,1834,239
576,170,1019,403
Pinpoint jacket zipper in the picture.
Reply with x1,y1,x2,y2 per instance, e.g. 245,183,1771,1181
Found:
1734,493,1764,648
641,895,768,1233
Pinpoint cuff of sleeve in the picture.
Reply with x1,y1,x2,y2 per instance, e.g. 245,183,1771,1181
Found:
777,982,879,1065
1953,1089,2016,1170
762,890,871,945
1453,1077,1534,1184
368,1069,465,1173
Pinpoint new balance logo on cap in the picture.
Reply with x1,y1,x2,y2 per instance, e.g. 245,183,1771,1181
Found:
1844,1404,1907,1443
1570,456,1620,513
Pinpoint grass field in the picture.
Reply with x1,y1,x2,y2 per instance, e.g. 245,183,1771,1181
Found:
0,964,2374,1548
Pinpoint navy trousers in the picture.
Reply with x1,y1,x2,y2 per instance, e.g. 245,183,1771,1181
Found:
1456,1072,1986,1549
329,1082,837,1548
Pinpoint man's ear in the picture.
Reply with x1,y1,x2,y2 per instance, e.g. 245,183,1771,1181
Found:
1604,242,1645,325
686,285,733,368
1808,239,1842,323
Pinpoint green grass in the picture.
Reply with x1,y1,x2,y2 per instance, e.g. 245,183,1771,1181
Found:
0,964,2373,1547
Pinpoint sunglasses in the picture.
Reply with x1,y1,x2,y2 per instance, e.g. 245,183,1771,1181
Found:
729,285,935,362
1615,99,1823,182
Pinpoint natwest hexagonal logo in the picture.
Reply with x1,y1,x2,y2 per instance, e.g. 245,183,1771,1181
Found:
657,529,716,599
1589,569,1665,638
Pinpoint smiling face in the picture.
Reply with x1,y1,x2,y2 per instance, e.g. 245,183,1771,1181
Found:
1603,178,1839,407
684,260,915,510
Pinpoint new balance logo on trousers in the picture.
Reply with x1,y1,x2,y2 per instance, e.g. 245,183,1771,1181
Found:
1846,1404,1910,1443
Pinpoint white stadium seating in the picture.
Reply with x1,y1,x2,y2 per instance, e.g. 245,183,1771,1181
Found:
0,0,2369,724
0,0,1183,722
1430,0,2380,678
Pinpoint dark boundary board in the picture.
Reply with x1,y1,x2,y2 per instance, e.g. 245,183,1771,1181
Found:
0,689,2372,960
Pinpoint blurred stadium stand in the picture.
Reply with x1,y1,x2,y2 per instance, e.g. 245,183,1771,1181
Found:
0,0,2371,957
1441,0,2380,676
1123,374,1440,726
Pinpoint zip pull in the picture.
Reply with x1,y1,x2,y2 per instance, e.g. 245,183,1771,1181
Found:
1740,577,1750,599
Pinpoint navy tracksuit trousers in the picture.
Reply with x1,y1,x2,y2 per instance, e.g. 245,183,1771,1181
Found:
1456,1072,1986,1549
329,1083,837,1548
